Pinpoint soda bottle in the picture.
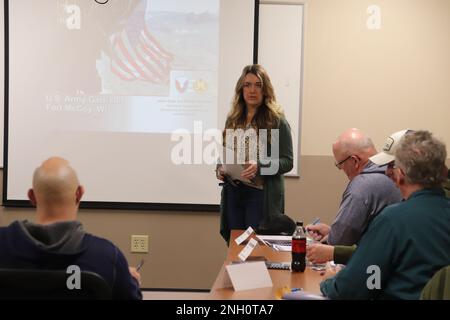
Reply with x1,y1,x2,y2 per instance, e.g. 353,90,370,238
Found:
291,221,306,272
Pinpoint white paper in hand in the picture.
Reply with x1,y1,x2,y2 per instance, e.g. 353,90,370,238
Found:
220,146,252,184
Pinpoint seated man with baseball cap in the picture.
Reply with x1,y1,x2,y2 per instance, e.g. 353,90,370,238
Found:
320,130,450,299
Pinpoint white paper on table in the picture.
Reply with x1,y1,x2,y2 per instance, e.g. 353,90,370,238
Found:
256,235,292,251
256,235,315,251
225,261,273,292
271,244,292,252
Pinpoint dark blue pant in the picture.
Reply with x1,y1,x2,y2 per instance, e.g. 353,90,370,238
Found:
225,183,264,230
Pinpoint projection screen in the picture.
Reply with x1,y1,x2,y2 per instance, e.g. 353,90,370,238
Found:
4,0,257,209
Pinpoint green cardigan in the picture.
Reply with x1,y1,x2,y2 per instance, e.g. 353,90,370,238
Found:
219,117,294,243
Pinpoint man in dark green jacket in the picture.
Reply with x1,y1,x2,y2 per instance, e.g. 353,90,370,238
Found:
316,168,449,266
320,131,450,299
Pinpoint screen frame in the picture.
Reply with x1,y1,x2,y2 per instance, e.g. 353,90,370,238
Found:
2,0,261,211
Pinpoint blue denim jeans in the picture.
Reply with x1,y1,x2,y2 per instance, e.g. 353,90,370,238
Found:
225,183,264,230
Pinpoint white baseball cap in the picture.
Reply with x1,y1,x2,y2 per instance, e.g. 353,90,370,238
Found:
369,130,412,165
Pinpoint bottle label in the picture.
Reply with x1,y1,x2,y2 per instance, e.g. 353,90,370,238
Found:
291,238,306,253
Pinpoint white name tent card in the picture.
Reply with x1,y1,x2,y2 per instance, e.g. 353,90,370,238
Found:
238,238,258,261
225,261,273,292
213,265,233,289
234,226,254,245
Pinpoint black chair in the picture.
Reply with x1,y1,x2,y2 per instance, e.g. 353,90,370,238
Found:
256,214,296,236
0,268,112,300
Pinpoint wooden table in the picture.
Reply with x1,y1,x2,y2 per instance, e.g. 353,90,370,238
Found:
208,230,326,299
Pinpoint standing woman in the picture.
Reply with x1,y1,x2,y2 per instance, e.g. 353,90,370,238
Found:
216,64,293,243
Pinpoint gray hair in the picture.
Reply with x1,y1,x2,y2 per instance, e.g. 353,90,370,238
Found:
395,131,447,188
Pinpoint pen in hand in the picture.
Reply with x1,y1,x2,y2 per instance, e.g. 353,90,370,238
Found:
136,259,145,272
306,218,320,231
306,218,321,239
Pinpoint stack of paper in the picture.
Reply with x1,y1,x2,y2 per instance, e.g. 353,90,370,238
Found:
256,235,292,251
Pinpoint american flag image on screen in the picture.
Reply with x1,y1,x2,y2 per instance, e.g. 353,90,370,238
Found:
110,21,173,84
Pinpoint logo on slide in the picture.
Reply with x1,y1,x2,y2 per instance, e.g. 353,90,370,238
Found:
175,78,189,93
194,79,208,94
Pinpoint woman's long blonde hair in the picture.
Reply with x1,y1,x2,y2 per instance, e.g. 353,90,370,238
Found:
224,64,284,131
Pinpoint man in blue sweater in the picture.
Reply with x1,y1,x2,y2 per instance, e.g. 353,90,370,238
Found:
320,130,450,299
307,128,402,246
0,157,142,299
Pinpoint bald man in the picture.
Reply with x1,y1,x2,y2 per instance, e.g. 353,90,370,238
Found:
307,129,402,246
0,157,142,300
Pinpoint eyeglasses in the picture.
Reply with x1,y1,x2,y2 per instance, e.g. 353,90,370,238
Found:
334,155,353,169
386,162,396,176
386,161,404,175
387,162,396,169
387,161,402,170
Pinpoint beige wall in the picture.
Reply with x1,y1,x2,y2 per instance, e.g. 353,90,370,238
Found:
298,0,450,155
1,0,449,289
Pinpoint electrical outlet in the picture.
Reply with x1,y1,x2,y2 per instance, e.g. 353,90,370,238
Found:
131,235,148,253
